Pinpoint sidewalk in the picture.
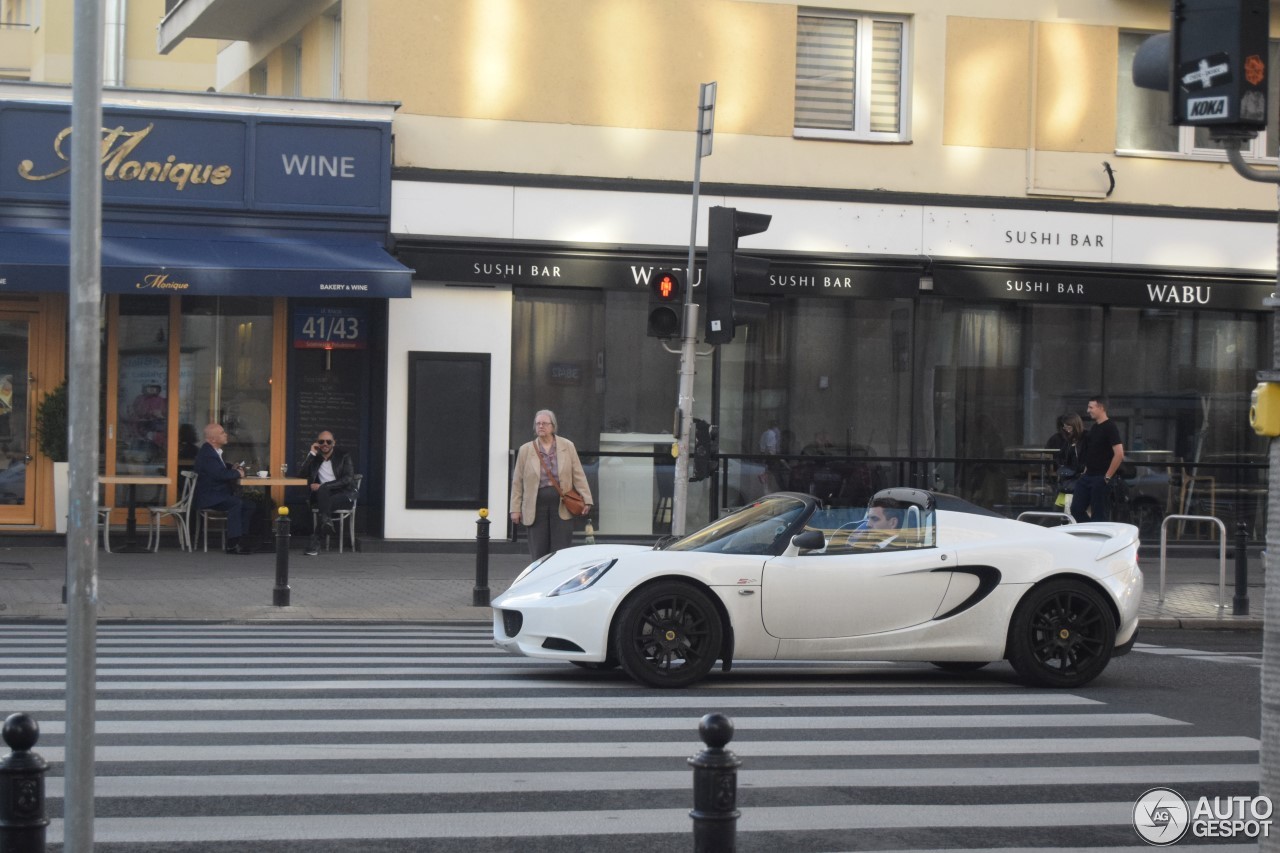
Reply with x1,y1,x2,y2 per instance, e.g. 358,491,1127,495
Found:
0,541,1264,629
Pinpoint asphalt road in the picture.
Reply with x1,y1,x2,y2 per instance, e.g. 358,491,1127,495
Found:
4,623,1265,852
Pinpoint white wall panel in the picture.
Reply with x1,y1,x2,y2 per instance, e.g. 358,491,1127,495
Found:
511,188,717,246
726,197,925,255
391,181,515,241
383,282,513,540
1112,216,1275,273
391,179,1278,273
923,207,1114,263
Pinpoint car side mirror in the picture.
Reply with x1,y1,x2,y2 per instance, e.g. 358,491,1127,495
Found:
789,529,826,554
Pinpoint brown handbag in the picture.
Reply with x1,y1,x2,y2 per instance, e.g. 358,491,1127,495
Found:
535,443,591,517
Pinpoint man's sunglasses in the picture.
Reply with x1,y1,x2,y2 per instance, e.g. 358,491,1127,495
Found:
317,440,334,445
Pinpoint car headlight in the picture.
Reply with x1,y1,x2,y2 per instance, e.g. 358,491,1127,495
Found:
548,559,616,597
511,554,552,586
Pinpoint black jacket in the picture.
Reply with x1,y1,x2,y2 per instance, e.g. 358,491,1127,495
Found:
297,447,358,498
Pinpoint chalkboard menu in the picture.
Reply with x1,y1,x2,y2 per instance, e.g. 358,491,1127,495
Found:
406,351,490,509
292,370,362,470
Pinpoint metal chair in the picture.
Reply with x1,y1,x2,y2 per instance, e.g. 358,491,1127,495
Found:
313,474,363,553
97,507,113,552
148,471,197,552
199,508,228,552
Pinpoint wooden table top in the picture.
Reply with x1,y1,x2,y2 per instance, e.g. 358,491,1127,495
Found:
239,476,308,487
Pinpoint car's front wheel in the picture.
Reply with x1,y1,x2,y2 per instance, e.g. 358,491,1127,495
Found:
1007,579,1116,688
613,581,724,688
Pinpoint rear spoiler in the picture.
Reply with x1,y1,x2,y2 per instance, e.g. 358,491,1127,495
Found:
1058,522,1140,560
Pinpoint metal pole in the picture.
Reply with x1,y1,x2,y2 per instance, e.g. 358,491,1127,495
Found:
672,82,715,537
65,0,104,848
273,508,291,607
1235,520,1251,616
688,712,740,853
473,508,491,607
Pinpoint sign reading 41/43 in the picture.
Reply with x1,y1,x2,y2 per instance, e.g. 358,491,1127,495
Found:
293,306,369,350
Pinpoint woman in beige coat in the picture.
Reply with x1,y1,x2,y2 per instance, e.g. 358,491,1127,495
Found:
510,409,593,559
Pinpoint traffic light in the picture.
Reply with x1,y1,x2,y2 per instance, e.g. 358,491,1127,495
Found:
704,206,771,346
1132,0,1269,135
691,418,718,482
647,270,682,339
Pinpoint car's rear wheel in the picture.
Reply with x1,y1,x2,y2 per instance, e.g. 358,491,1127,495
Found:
613,581,723,688
1007,579,1116,688
930,661,989,672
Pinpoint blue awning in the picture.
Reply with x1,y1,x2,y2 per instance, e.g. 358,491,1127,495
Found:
0,227,412,298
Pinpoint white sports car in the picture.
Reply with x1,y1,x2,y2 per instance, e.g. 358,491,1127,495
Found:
492,488,1143,689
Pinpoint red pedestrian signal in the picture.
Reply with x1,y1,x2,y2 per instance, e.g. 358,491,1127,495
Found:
647,271,683,338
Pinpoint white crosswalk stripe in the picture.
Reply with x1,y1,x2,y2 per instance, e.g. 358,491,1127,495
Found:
0,622,1260,851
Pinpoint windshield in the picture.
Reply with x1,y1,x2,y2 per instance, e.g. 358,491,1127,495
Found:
665,494,811,555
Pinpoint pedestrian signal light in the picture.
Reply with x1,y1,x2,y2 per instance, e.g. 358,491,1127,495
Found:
1250,382,1280,436
647,271,683,339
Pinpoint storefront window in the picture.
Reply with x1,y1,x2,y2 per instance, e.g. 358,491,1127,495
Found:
720,298,914,506
913,299,1103,509
181,296,275,472
510,286,712,534
1108,306,1270,535
115,297,170,504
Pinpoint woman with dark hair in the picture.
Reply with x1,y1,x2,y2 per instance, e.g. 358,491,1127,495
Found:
1050,413,1085,512
510,409,592,560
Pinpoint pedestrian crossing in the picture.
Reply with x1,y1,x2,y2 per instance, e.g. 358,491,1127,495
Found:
0,622,1260,852
1133,641,1263,667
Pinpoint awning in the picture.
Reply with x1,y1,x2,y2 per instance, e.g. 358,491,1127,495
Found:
0,227,412,298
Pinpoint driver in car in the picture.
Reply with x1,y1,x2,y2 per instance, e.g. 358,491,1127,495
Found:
854,498,907,549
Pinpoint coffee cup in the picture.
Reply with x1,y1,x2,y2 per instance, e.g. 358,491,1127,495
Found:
257,471,269,478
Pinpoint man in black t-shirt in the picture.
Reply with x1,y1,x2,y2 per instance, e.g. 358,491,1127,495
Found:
1070,395,1125,523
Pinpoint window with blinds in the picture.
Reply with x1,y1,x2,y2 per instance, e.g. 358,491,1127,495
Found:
795,10,910,142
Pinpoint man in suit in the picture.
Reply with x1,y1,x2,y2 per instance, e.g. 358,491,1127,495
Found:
297,430,358,556
193,422,255,555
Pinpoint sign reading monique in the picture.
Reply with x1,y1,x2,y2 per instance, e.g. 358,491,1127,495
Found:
19,124,233,191
0,102,391,216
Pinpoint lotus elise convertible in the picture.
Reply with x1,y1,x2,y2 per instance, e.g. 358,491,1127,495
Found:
492,488,1142,689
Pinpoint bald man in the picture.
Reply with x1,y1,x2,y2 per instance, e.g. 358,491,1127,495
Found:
193,422,256,555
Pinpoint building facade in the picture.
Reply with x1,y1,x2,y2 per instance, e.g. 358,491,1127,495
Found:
19,0,1280,542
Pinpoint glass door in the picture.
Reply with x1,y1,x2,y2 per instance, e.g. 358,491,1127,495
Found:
0,314,36,524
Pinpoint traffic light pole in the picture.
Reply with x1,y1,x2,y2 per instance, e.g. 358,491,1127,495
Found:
672,82,716,537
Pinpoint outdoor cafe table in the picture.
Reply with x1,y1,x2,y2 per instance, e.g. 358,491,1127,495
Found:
98,474,170,552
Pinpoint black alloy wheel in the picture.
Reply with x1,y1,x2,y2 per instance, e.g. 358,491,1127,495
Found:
1008,579,1116,688
613,581,724,688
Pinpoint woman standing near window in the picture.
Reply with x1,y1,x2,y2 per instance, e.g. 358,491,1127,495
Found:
510,409,593,560
1051,413,1085,513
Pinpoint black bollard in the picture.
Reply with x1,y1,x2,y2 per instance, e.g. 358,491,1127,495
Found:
0,712,48,853
1234,520,1250,616
688,712,741,853
473,509,491,607
273,507,291,607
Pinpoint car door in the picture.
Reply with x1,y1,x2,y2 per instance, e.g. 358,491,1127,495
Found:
759,542,958,640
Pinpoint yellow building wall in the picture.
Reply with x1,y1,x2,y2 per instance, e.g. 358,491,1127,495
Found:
15,0,213,89
943,17,1031,150
365,0,795,137
124,0,217,91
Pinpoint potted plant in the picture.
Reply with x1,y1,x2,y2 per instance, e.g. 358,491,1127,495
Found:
34,380,69,532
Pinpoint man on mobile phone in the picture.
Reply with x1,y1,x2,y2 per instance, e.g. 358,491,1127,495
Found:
297,430,358,556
